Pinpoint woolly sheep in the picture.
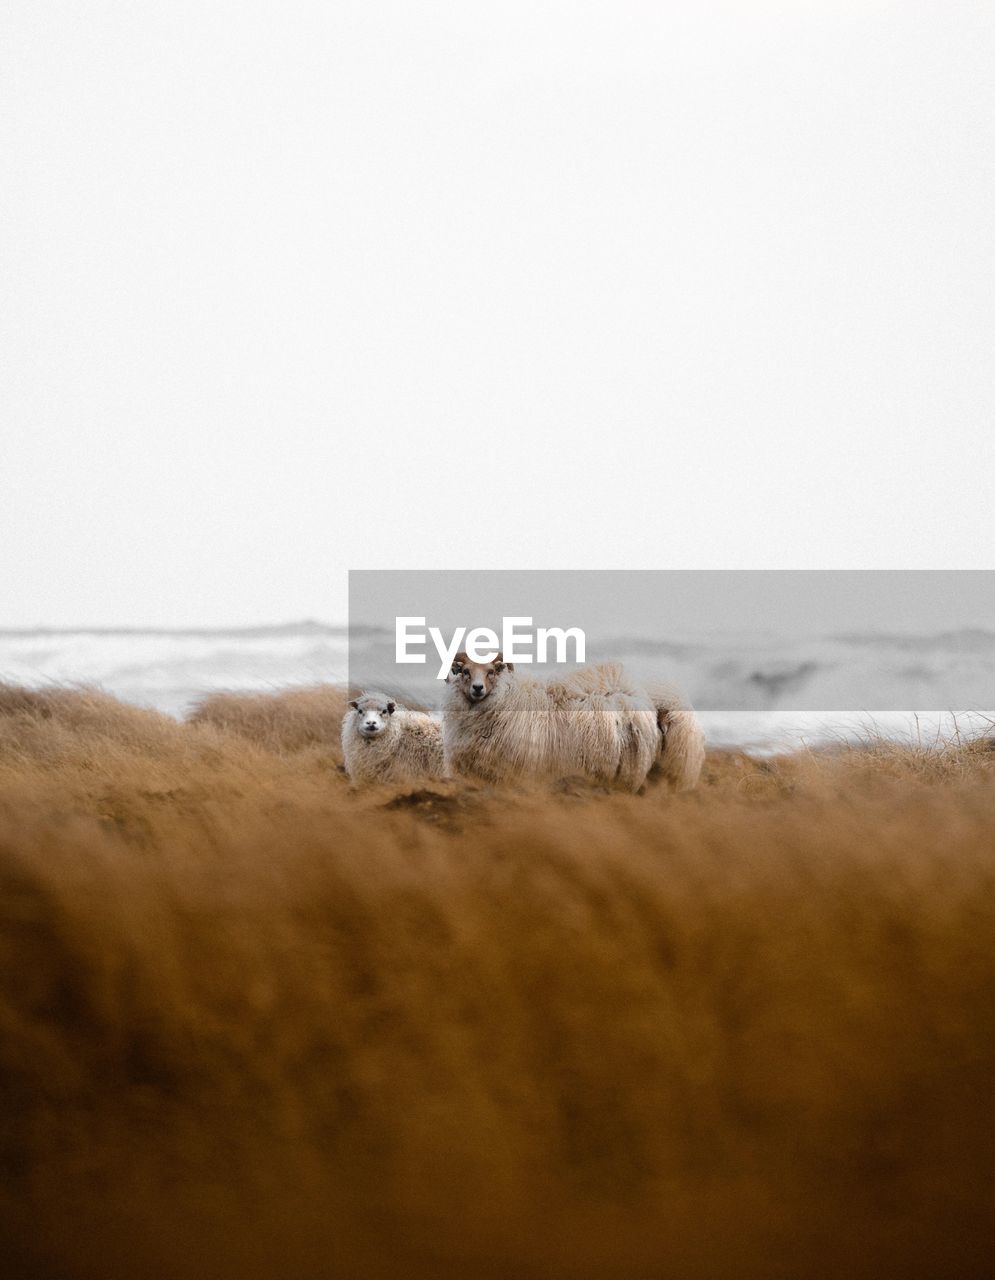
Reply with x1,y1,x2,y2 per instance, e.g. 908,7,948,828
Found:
341,692,446,785
442,655,704,792
645,681,707,793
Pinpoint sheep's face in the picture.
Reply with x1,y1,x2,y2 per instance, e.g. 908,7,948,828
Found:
349,695,396,738
446,653,513,704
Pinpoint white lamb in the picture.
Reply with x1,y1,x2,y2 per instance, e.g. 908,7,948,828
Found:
441,654,704,792
341,692,446,785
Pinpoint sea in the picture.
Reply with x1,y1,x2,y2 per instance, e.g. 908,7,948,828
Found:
1,622,992,754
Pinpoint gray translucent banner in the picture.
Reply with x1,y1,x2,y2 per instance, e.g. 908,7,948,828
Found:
348,570,995,713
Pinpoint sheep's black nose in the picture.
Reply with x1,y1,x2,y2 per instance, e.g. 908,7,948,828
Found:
472,683,484,693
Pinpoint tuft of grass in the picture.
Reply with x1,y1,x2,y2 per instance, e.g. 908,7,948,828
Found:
0,683,993,1279
188,685,352,756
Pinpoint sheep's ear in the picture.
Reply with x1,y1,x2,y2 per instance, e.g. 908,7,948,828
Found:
386,701,396,715
448,652,468,681
493,653,513,673
349,699,360,710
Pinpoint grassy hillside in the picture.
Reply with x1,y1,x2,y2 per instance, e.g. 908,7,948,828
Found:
1,685,993,1279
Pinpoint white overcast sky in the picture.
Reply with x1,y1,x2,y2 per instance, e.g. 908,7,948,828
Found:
2,1,993,627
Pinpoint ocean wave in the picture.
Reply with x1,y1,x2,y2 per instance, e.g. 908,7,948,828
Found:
1,623,991,746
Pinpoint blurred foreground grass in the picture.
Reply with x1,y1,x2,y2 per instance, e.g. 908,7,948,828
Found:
1,684,993,1279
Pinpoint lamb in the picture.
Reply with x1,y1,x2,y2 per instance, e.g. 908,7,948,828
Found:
341,692,446,785
441,654,704,792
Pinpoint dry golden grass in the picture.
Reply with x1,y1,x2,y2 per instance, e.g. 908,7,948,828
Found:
188,684,352,754
1,683,993,1279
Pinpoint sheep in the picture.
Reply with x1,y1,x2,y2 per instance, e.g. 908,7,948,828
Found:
341,692,446,785
441,654,704,792
645,681,707,793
